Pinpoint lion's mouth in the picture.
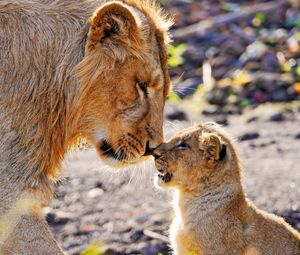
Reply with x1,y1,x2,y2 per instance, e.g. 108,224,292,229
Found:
157,171,173,183
99,139,152,164
99,140,126,161
99,139,152,161
143,141,154,156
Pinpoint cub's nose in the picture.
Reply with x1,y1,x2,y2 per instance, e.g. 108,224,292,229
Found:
152,149,162,160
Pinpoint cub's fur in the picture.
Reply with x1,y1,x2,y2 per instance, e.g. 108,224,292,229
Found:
154,123,300,255
0,0,171,254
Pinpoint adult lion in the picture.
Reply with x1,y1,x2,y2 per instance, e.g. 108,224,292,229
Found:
0,0,171,254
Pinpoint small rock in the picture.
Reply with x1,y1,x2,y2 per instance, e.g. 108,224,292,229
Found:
270,113,285,122
287,35,299,54
262,52,280,72
252,91,268,104
271,90,288,102
46,211,74,226
239,132,260,141
206,87,230,106
140,241,169,255
214,116,229,126
166,110,188,121
260,28,288,44
240,41,267,62
295,133,300,139
212,67,228,79
94,181,106,190
213,56,236,69
64,242,82,251
46,213,57,225
256,140,276,148
281,210,300,230
205,46,219,58
87,188,104,198
130,229,144,242
202,108,219,116
102,248,117,255
246,116,259,123
244,61,261,71
77,224,97,235
184,45,205,65
222,39,245,56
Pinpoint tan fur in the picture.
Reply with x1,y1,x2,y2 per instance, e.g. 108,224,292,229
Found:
154,123,300,255
0,0,171,254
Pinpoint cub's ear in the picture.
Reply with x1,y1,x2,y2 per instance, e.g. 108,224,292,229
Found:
199,133,226,165
87,1,141,51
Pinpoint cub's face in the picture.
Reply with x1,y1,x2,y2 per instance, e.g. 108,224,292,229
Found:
77,2,171,167
154,123,230,192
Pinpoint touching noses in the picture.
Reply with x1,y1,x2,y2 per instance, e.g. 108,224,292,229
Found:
144,141,155,156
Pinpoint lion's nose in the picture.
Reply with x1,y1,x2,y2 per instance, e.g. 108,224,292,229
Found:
143,141,155,156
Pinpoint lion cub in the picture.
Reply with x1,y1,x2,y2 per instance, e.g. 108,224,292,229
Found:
153,122,300,255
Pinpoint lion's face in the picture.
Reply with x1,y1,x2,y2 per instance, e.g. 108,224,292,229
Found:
92,57,166,167
76,1,171,167
153,123,231,193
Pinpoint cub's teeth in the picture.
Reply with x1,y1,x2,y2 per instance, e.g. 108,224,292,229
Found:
164,173,173,183
157,172,173,183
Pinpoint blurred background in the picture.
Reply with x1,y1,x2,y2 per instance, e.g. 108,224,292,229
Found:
48,0,300,254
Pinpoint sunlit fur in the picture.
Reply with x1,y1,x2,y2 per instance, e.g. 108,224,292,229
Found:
0,0,171,254
154,123,300,255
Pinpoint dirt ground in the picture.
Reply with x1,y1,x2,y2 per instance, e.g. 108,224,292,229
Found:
48,102,300,255
47,1,300,253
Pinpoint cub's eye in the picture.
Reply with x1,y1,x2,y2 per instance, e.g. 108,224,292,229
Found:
137,81,149,97
177,141,189,149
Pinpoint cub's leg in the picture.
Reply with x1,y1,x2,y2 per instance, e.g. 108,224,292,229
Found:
0,213,64,255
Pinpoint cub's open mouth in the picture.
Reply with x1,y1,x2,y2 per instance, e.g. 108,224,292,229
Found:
158,171,173,183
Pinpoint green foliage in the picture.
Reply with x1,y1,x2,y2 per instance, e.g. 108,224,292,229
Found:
228,90,237,104
255,12,266,24
296,65,300,76
240,98,251,108
168,44,187,68
282,61,292,73
168,91,181,103
252,12,266,27
81,241,108,255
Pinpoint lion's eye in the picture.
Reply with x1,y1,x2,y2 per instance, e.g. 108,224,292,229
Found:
137,81,149,97
177,141,189,149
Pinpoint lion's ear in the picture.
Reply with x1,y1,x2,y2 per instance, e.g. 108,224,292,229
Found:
88,1,141,50
199,133,226,164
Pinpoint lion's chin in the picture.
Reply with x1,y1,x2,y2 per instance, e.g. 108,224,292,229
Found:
99,153,150,168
